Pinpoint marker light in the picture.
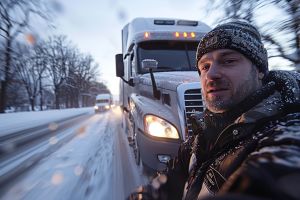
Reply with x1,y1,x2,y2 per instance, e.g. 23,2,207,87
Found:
183,32,187,38
191,32,195,38
175,32,179,38
145,32,149,38
144,115,179,139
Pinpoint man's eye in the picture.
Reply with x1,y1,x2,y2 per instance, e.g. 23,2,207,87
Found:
224,59,235,64
199,65,209,71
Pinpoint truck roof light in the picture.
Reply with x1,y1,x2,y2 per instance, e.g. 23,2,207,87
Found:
175,32,180,38
177,20,198,26
183,32,187,38
145,32,149,38
154,20,175,25
191,32,195,38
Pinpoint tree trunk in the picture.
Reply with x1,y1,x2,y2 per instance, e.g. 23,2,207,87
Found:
66,92,69,108
30,98,35,111
75,93,79,108
40,97,43,111
70,90,74,108
0,39,11,113
0,81,6,113
55,91,60,109
40,78,43,111
82,95,85,107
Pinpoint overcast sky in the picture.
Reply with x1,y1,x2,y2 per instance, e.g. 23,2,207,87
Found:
43,0,217,97
39,0,289,98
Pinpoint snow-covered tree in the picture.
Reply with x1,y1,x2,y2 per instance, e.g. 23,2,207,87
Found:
43,35,72,109
13,42,39,111
0,0,55,113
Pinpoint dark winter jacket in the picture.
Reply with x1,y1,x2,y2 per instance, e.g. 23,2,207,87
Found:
127,70,300,200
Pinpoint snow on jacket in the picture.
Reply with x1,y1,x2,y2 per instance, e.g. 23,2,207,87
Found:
127,70,300,200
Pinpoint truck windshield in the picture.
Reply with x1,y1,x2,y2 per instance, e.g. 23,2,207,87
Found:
97,99,109,103
137,41,199,73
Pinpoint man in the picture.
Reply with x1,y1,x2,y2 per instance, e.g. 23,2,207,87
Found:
128,21,300,200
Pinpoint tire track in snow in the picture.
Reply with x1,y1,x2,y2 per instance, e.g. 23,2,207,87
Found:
1,113,115,200
113,110,147,200
1,110,147,200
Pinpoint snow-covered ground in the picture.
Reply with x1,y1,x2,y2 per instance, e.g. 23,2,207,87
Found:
0,107,94,137
0,108,146,200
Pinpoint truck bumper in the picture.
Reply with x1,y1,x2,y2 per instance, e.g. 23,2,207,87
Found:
137,128,182,172
95,106,109,112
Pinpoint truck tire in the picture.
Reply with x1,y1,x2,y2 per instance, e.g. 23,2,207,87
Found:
133,124,140,165
133,123,146,175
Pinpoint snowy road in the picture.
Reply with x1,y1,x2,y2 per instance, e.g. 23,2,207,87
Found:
0,108,147,200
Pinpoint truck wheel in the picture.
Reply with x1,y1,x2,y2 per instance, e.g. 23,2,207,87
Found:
134,138,145,175
133,124,146,175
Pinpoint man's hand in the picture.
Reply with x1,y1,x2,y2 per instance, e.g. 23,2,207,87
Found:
127,185,155,200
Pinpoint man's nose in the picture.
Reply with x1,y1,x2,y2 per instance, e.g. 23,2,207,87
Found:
206,62,223,80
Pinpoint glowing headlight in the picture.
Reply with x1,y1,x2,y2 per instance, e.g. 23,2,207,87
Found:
144,115,179,139
94,106,98,109
106,105,109,109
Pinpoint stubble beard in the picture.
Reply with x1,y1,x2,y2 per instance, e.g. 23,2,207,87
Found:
204,66,259,113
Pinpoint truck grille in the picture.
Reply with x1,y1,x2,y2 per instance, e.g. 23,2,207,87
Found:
184,89,205,135
98,106,105,111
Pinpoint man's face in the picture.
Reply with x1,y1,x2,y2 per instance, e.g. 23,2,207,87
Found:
198,49,264,113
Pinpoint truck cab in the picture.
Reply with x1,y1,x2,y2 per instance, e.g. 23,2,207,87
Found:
94,93,111,113
115,18,210,174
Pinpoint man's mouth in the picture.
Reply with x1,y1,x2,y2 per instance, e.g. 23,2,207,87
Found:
207,88,228,93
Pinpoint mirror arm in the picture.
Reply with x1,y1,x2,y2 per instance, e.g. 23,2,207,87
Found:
149,69,160,100
123,106,129,112
124,53,130,59
121,77,134,87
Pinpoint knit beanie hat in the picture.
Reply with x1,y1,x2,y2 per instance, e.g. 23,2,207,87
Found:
196,21,268,76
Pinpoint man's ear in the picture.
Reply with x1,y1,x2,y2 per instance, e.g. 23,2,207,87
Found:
258,71,264,80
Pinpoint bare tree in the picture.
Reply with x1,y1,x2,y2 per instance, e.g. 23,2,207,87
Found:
206,0,300,70
32,41,48,110
74,54,99,107
6,75,27,111
13,42,39,111
0,0,55,113
44,35,73,109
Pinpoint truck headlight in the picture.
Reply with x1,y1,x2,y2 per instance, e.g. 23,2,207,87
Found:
106,105,109,109
144,115,179,139
94,106,98,109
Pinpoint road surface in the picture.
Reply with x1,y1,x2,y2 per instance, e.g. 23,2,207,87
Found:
0,108,148,200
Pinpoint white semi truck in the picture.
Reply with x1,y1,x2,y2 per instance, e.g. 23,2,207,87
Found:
94,93,112,113
115,18,210,173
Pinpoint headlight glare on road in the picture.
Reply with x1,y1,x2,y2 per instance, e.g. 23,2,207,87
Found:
94,106,98,109
144,115,179,139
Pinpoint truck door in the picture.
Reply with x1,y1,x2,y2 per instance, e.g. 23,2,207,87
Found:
124,46,136,137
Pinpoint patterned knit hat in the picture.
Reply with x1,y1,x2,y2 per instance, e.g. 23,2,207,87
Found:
196,21,268,76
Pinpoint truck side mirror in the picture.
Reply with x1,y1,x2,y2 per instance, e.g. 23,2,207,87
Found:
115,54,124,77
142,59,157,70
